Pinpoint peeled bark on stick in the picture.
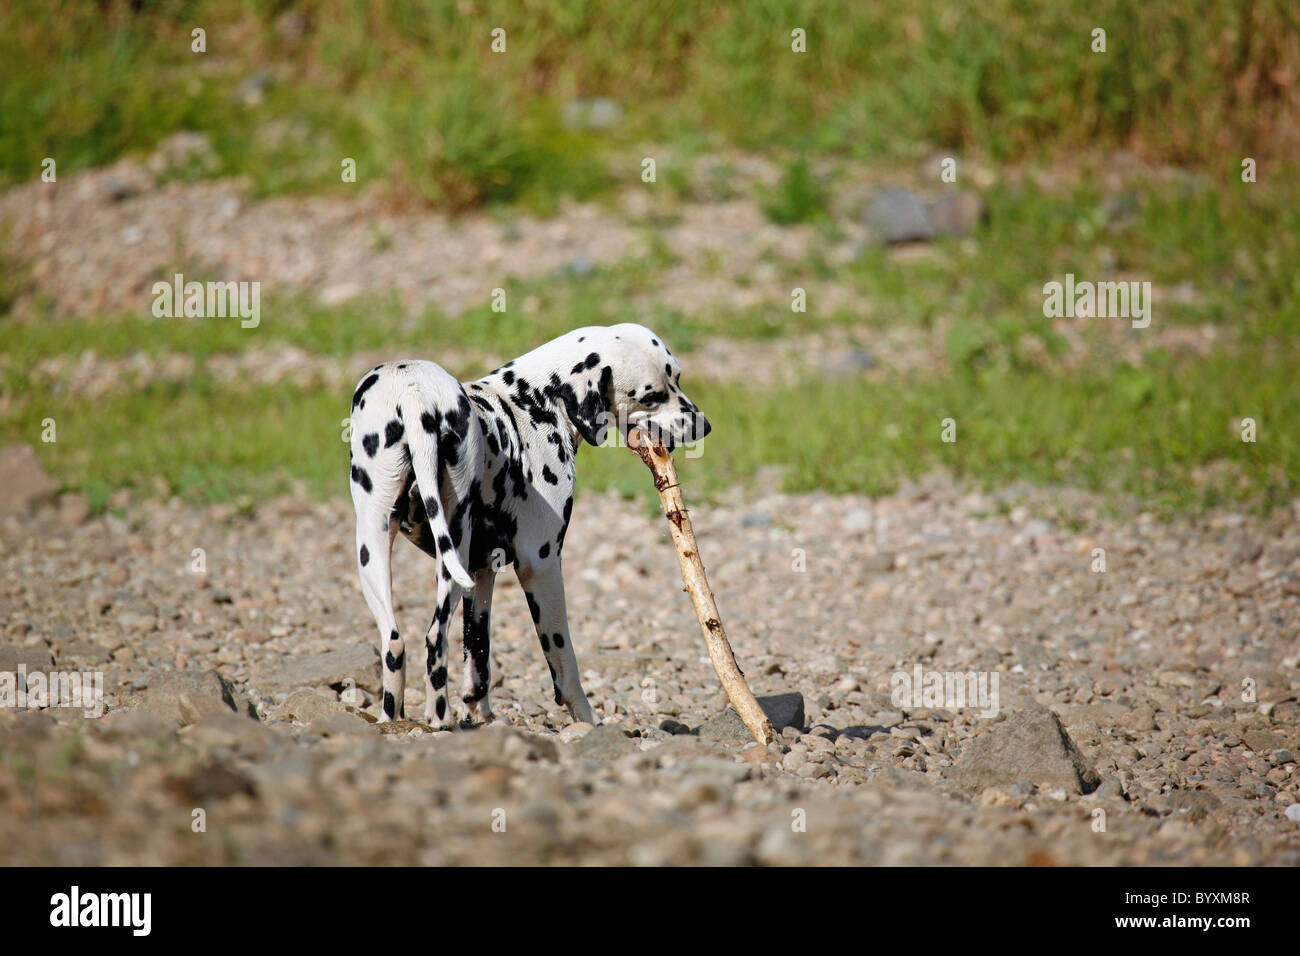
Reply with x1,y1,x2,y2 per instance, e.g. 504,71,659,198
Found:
626,427,775,746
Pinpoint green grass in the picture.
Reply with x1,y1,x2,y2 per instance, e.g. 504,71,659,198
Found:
6,339,1294,517
3,2,1297,517
3,167,1297,517
3,1,1297,202
758,157,829,225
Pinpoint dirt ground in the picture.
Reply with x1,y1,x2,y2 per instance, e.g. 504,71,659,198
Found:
2,473,1298,865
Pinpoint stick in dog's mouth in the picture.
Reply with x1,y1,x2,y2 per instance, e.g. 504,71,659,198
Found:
626,426,775,746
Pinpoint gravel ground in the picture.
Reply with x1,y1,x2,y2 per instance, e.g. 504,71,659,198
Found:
2,474,1298,865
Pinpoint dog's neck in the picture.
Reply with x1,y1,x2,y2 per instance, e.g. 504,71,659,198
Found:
479,346,594,450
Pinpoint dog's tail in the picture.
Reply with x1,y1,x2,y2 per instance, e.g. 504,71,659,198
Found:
399,387,476,589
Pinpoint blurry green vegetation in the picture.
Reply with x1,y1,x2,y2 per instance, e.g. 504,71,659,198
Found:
3,0,1298,201
758,158,829,225
1,0,1297,515
3,337,1294,517
3,172,1297,515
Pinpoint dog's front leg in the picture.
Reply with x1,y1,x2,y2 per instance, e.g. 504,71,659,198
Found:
460,569,496,723
517,561,597,725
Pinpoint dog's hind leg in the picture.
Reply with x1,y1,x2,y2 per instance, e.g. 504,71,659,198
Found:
352,486,405,721
518,561,596,725
460,569,496,723
422,574,463,730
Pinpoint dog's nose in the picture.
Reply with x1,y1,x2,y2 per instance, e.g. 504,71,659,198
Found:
698,415,712,439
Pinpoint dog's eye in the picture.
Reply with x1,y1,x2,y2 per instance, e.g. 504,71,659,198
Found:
641,390,669,407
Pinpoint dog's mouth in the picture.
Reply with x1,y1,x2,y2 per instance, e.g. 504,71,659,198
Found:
627,411,710,453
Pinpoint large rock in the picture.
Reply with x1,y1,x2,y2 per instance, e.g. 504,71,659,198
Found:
131,669,257,726
698,692,805,745
0,444,57,515
864,188,987,245
255,644,381,695
948,703,1101,795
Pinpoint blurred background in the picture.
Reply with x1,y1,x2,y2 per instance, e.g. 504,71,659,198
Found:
1,0,1297,516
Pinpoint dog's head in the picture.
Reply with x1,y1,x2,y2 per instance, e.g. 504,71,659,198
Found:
559,323,710,452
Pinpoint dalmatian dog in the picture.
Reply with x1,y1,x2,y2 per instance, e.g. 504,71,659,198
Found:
348,323,711,728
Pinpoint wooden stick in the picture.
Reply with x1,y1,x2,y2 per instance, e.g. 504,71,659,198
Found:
626,427,775,746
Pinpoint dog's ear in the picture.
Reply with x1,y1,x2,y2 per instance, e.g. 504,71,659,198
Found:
567,365,615,446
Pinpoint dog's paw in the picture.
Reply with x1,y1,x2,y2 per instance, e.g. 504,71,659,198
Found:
567,697,598,725
424,698,459,731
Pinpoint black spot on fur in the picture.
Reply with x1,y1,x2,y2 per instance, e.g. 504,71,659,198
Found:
386,648,405,671
421,410,440,433
553,633,565,649
430,666,448,690
352,373,379,409
350,464,372,493
362,432,380,457
462,605,491,702
525,591,541,624
541,464,558,485
539,633,550,652
384,419,404,447
436,697,447,720
359,544,369,566
538,542,550,559
383,692,396,719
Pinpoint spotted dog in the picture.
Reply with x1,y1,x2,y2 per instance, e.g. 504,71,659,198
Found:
348,323,711,728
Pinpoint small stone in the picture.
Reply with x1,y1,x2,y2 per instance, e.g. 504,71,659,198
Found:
862,552,895,573
310,713,373,736
59,493,91,526
273,688,347,724
927,191,987,237
570,724,635,760
698,692,806,745
559,722,595,744
865,188,934,244
0,444,57,515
